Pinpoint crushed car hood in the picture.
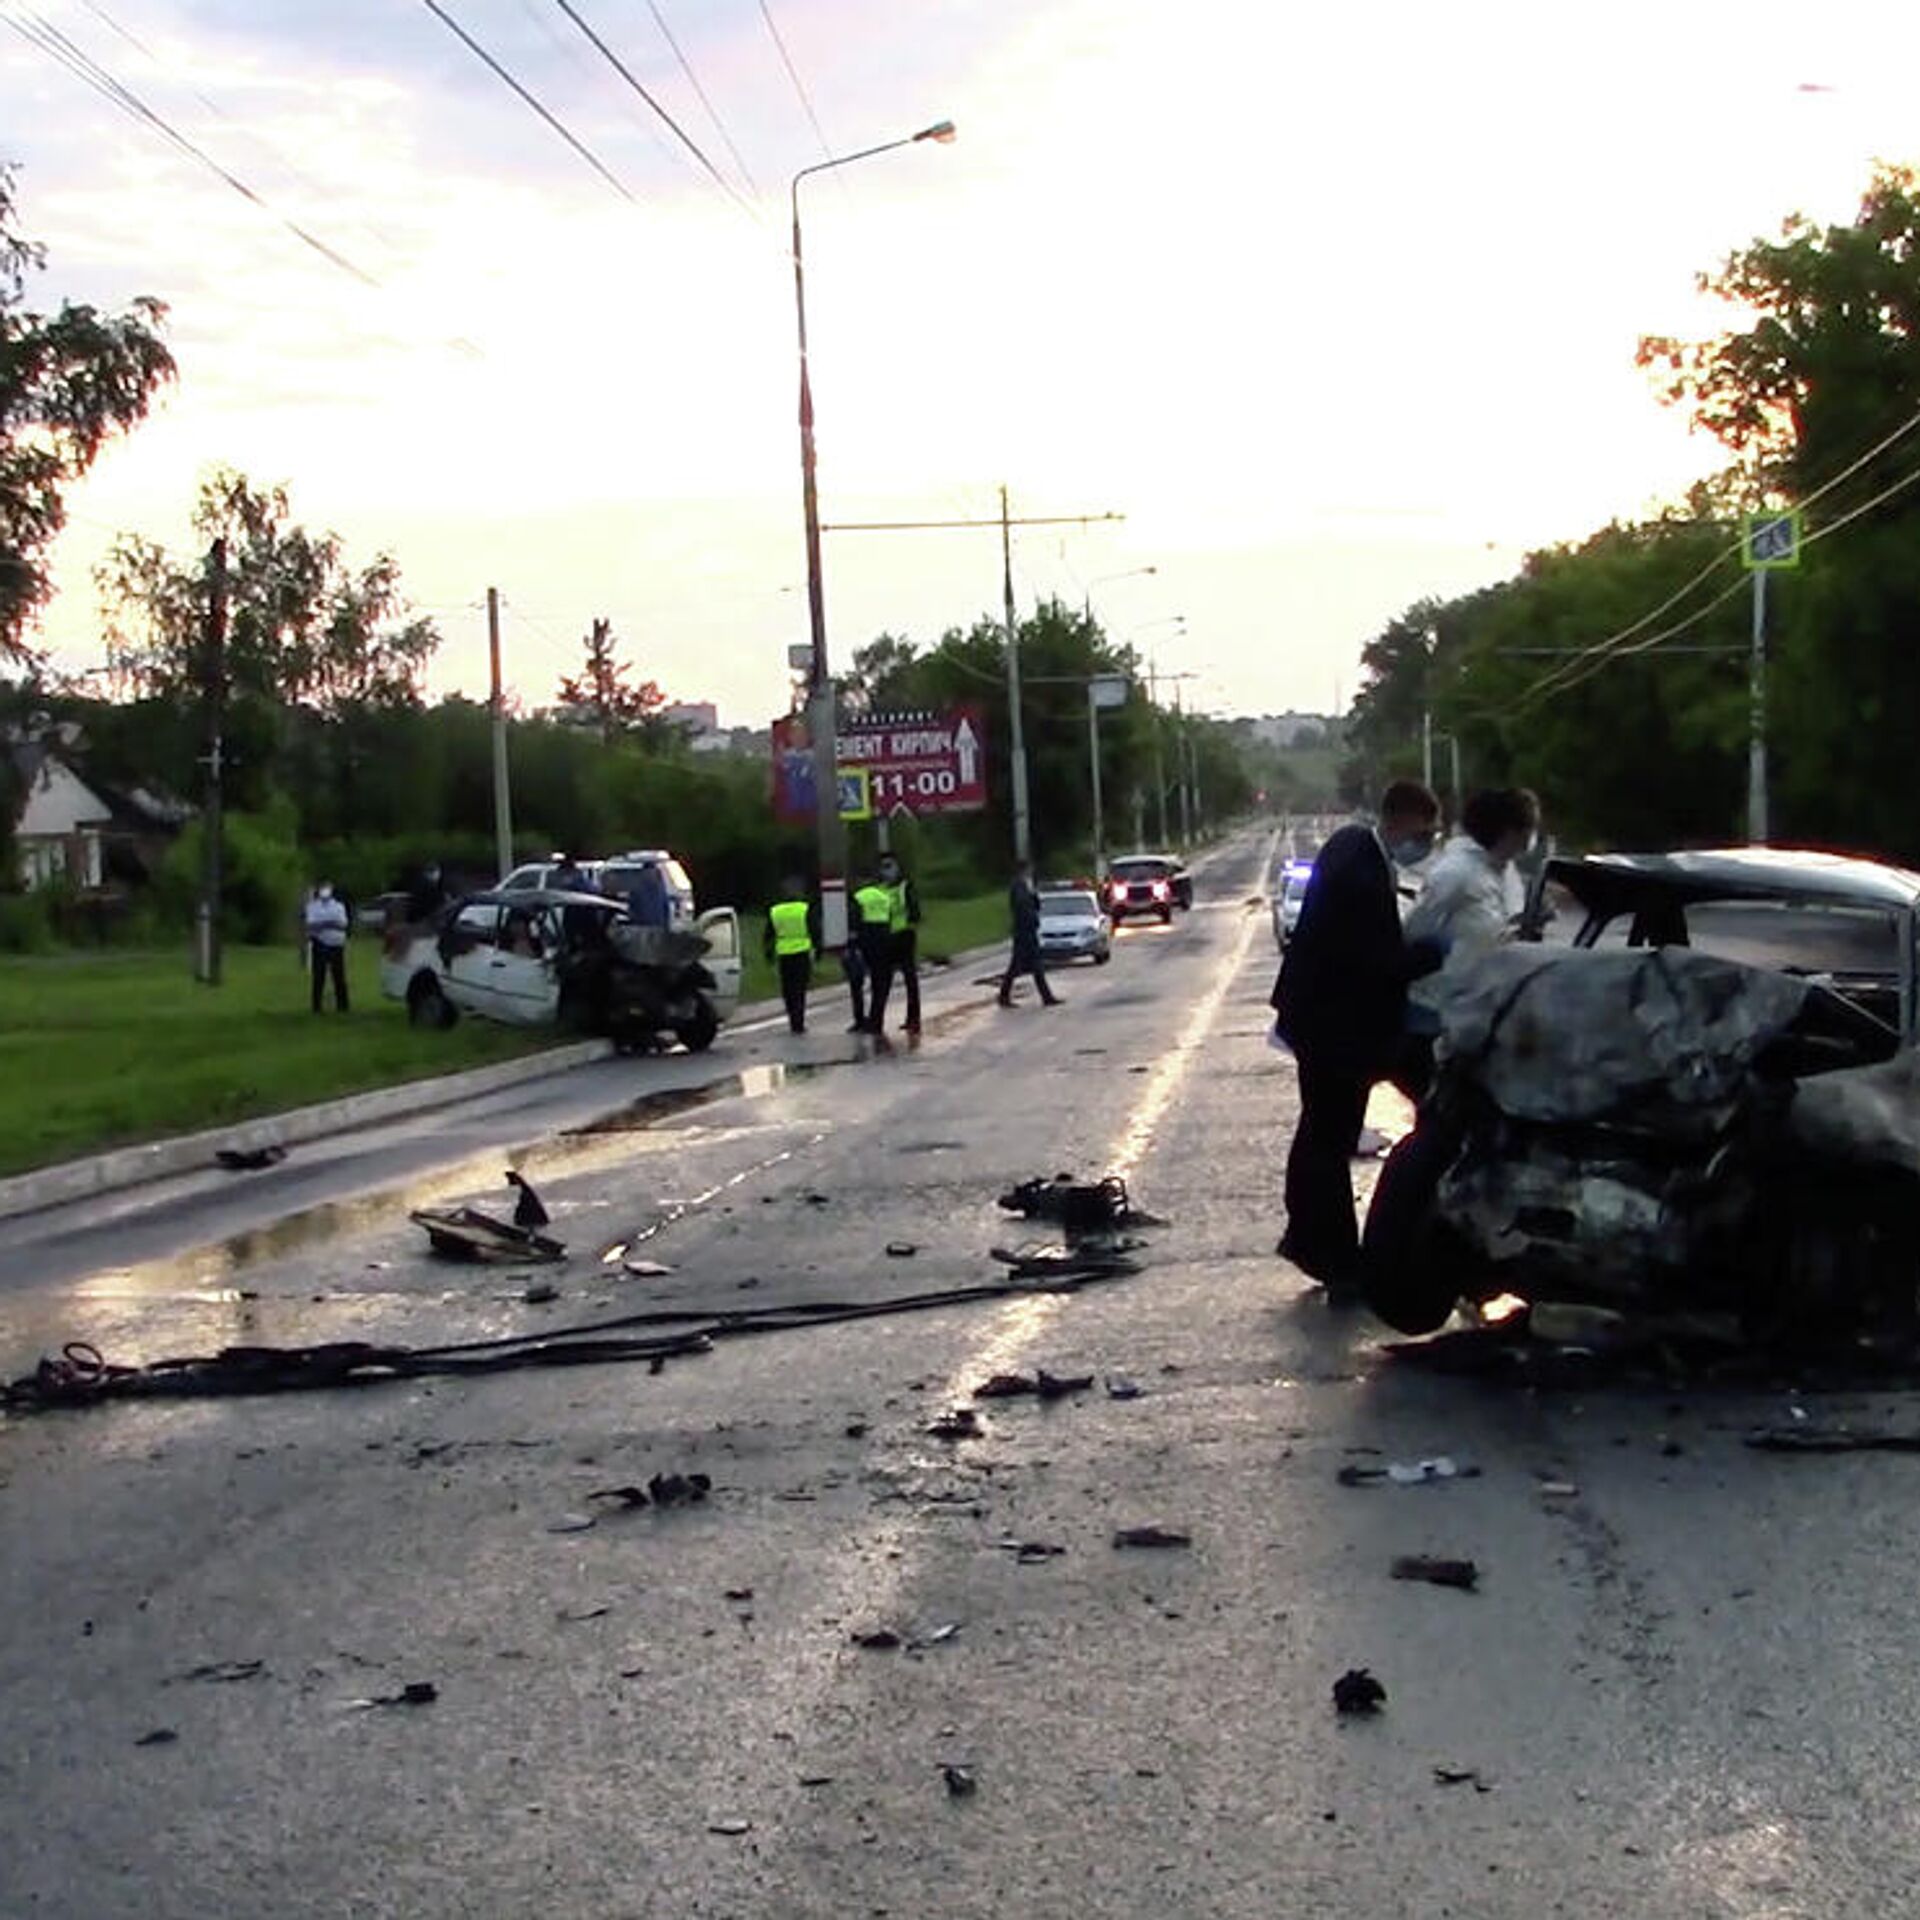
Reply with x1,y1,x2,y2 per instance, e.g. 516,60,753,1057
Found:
1787,1048,1920,1177
1430,946,1814,1126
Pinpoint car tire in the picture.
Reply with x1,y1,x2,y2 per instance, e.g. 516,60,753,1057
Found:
556,984,595,1037
1361,1119,1475,1335
1159,906,1173,925
407,977,456,1030
676,997,719,1053
1094,950,1111,965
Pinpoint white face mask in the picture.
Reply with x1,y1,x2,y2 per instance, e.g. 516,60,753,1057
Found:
318,885,334,900
1387,831,1435,869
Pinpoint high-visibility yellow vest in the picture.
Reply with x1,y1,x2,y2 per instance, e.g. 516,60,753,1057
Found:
769,898,812,956
855,884,892,927
886,880,911,933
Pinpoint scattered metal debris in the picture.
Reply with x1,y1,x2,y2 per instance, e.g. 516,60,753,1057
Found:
505,1171,550,1228
1332,1668,1386,1715
707,1818,752,1836
973,1369,1093,1401
1113,1525,1190,1550
214,1145,286,1172
135,1728,179,1747
927,1408,983,1441
587,1472,712,1510
547,1513,597,1533
411,1206,565,1264
621,1258,674,1278
1339,1458,1480,1488
997,1173,1166,1236
996,1540,1066,1563
1391,1555,1479,1591
523,1279,559,1305
1433,1766,1492,1790
989,1243,1142,1283
852,1627,903,1650
886,1242,919,1258
1536,1479,1579,1498
1106,1374,1144,1400
345,1682,438,1710
1745,1427,1920,1454
557,1606,610,1624
172,1659,266,1684
941,1764,977,1798
844,1420,870,1439
725,1587,754,1602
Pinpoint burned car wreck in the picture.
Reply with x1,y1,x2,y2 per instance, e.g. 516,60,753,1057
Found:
1363,849,1920,1346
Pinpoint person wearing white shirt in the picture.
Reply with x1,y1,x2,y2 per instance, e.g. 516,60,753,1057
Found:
302,881,351,1012
1400,788,1540,1091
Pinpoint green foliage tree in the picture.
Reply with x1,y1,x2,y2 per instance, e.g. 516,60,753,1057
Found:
0,169,174,660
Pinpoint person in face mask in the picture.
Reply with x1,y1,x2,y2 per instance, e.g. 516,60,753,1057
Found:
1268,780,1444,1303
302,880,351,1013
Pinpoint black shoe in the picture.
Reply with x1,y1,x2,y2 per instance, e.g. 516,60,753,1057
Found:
1042,997,1062,1007
997,996,1014,1009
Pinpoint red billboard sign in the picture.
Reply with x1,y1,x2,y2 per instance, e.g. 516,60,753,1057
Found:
835,706,986,817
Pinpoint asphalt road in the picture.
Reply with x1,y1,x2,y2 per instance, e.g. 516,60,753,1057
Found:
4,826,1920,1917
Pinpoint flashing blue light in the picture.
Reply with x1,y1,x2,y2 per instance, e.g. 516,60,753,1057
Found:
1283,860,1315,881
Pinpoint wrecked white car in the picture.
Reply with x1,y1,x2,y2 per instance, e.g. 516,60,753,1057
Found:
1363,848,1920,1345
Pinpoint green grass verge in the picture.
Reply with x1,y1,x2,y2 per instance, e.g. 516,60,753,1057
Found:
0,889,1012,1179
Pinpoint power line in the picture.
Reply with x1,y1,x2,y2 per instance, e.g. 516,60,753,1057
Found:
641,0,761,199
415,0,640,206
4,5,382,287
756,0,836,169
1516,400,1920,708
548,0,761,222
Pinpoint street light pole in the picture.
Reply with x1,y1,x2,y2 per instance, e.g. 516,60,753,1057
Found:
791,119,954,945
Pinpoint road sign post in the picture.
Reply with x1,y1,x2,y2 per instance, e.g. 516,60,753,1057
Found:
1742,511,1802,845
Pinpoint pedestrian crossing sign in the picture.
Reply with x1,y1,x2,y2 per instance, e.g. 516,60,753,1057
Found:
1742,511,1802,570
836,768,872,820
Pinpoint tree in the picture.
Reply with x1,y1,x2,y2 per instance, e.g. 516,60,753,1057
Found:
555,617,664,745
99,469,439,813
0,168,174,659
1638,165,1920,858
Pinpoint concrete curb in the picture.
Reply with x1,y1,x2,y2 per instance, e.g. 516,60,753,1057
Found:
0,1037,617,1224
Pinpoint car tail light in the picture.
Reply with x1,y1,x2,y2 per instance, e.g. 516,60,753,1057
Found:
1151,880,1169,900
1109,883,1126,903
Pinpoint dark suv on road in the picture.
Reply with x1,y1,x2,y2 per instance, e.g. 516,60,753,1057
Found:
1105,854,1192,925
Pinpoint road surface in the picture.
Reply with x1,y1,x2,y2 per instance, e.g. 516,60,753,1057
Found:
3,827,1917,1917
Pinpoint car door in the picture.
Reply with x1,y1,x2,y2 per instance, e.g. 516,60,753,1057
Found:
695,907,742,1019
485,903,562,1025
440,903,504,1015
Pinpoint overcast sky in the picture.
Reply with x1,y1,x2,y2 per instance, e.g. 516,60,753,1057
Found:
5,0,1916,723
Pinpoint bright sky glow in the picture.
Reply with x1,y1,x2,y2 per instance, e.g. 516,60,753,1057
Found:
5,0,1917,721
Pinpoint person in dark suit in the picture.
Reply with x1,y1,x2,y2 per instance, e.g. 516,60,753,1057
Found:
1270,780,1445,1301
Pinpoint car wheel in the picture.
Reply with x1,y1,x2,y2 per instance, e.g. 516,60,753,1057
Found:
1159,906,1173,925
407,977,456,1030
1361,1120,1475,1335
556,984,596,1037
1094,949,1111,965
675,997,719,1053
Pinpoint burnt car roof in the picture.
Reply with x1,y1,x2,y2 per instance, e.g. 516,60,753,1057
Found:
1546,848,1920,919
457,888,622,911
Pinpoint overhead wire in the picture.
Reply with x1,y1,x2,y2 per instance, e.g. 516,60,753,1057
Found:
415,0,640,205
3,3,382,287
548,0,762,222
1513,399,1920,709
641,0,760,199
756,0,836,170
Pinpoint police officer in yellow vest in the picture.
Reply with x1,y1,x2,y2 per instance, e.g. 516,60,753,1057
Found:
762,875,820,1034
853,871,897,1042
877,852,923,1035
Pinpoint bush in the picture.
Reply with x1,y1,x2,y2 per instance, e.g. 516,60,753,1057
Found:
0,889,54,954
157,811,307,944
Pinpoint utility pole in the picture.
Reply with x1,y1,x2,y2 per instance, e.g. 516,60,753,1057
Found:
195,538,227,986
487,588,514,879
1000,486,1032,866
821,499,1123,871
1175,686,1191,846
1421,706,1434,791
1748,567,1769,845
1085,683,1104,872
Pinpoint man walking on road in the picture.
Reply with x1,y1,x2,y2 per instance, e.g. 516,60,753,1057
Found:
879,852,923,1034
998,860,1061,1008
764,875,819,1035
854,870,897,1042
1269,780,1444,1301
303,881,350,1013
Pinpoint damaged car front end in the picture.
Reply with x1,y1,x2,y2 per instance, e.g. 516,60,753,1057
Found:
1363,849,1920,1348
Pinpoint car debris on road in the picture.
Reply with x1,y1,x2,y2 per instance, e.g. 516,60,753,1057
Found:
411,1205,565,1264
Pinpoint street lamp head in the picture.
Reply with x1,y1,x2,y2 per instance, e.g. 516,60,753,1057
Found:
915,120,958,143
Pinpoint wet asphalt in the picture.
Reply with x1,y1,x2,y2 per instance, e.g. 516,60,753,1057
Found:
5,829,1920,1916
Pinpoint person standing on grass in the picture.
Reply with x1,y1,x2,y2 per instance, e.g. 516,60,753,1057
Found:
878,851,923,1035
998,860,1061,1008
303,881,350,1013
763,874,819,1036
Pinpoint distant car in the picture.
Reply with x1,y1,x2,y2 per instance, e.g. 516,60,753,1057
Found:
498,852,697,927
1105,855,1190,926
382,888,741,1048
1037,888,1112,965
1272,859,1314,948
